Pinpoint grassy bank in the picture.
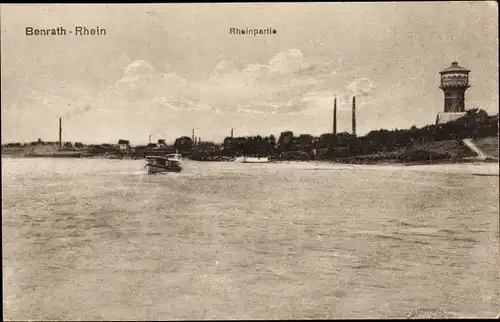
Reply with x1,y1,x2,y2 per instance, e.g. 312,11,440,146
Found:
333,137,499,165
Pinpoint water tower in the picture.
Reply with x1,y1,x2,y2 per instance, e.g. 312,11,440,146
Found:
436,61,470,124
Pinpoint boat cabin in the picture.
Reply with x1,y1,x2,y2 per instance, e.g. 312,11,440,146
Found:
145,155,180,167
166,153,182,161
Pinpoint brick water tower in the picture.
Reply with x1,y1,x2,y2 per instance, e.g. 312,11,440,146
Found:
436,61,470,124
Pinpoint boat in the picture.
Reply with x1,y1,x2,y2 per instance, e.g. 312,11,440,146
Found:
105,152,123,159
165,152,183,163
145,153,183,174
234,156,270,163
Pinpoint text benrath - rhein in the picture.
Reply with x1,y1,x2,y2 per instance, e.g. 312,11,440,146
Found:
25,26,106,36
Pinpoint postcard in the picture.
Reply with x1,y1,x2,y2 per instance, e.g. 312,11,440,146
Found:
1,3,498,320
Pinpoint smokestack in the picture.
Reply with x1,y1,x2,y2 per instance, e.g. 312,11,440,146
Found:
231,128,234,138
333,97,337,135
59,117,62,147
352,96,356,136
192,129,195,144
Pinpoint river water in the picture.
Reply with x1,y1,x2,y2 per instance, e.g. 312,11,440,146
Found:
2,158,499,319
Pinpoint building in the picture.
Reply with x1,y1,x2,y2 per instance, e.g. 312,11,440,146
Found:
118,144,128,151
436,61,470,124
157,139,167,148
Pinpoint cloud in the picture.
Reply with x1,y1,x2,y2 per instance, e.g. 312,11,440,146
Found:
268,49,310,74
28,51,379,124
124,60,154,78
152,97,211,112
197,49,338,115
346,77,375,97
29,90,94,121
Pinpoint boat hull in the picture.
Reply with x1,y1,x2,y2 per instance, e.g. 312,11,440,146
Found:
145,163,182,174
234,157,269,163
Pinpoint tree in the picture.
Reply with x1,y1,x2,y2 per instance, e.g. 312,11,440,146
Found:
223,137,232,149
269,134,276,146
297,134,314,152
173,136,193,151
277,131,294,152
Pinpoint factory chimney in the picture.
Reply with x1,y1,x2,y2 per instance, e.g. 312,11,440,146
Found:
333,97,337,135
352,96,356,136
59,117,62,147
231,128,234,139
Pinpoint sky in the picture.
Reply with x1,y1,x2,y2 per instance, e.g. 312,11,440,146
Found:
1,2,498,144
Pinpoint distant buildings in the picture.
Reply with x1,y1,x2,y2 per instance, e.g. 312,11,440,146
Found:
436,61,470,124
157,139,167,148
117,139,131,151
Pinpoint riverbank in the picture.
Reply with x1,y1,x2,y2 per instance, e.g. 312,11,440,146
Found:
2,137,498,166
2,152,494,166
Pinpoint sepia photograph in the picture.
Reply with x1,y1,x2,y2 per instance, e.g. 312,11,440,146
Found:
1,2,499,320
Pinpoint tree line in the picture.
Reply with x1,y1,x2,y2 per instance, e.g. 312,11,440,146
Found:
3,109,497,162
215,108,498,161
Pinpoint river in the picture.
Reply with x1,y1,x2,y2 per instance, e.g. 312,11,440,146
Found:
2,158,499,319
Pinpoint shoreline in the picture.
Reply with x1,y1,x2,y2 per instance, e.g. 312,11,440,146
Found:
2,153,497,166
2,135,498,167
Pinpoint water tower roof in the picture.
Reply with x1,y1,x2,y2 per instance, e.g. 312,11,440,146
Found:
439,61,470,74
